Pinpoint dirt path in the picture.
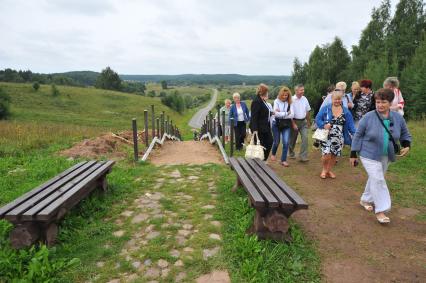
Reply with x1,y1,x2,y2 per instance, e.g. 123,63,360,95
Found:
269,149,426,282
149,141,224,165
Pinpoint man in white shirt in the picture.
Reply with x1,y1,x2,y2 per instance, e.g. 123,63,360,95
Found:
289,84,311,161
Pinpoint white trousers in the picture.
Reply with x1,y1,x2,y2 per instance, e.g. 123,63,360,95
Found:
360,156,391,213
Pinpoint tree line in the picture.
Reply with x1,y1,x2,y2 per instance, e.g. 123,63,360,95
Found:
290,0,425,118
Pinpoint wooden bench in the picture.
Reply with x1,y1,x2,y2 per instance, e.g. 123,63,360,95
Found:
229,157,308,241
0,160,115,248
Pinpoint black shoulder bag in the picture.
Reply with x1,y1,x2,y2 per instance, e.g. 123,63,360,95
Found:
374,111,400,154
276,102,291,131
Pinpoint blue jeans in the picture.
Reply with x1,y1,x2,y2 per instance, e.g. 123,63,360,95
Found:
272,122,291,162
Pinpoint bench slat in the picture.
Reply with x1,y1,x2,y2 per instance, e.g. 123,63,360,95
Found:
0,162,87,217
229,158,265,207
20,162,106,221
253,158,308,208
5,161,98,221
236,157,279,208
245,158,294,209
36,161,115,221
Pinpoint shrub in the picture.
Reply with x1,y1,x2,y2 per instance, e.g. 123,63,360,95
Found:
32,82,40,91
0,87,11,119
51,84,60,97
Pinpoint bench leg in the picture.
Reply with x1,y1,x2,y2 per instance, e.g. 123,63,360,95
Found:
44,223,58,247
248,209,291,241
231,176,241,192
10,223,40,249
98,176,108,192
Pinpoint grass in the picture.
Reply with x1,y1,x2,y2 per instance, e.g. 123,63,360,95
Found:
0,82,211,139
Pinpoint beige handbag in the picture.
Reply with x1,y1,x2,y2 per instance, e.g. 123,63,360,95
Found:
312,128,329,142
245,132,265,160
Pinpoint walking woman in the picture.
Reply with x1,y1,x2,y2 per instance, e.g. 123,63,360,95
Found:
383,77,405,116
271,86,294,166
315,90,356,179
350,88,411,224
217,99,232,142
353,79,375,127
250,83,274,161
229,93,250,150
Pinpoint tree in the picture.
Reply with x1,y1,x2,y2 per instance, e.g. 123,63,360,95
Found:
95,66,122,91
148,90,156,97
161,80,168,89
32,82,40,91
350,0,391,78
324,37,351,83
290,58,307,87
0,87,11,120
401,34,426,118
386,0,426,75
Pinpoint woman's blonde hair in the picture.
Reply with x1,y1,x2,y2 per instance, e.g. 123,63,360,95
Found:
224,99,231,104
336,81,347,91
232,92,240,100
277,86,292,104
351,81,360,90
256,83,269,97
331,90,344,99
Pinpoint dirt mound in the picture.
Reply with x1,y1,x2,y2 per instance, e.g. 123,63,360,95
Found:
60,131,145,160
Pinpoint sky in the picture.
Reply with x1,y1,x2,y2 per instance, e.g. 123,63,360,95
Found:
0,0,394,75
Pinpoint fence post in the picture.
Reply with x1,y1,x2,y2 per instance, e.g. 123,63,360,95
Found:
144,110,149,147
170,120,173,136
151,105,155,139
216,105,221,137
230,117,234,157
132,118,138,161
222,110,226,145
213,118,216,137
161,111,165,137
209,112,213,135
156,118,160,138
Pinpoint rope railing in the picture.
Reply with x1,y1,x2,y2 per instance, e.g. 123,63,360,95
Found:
131,104,181,162
199,105,231,164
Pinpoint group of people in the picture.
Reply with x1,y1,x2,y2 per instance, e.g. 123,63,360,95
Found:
218,77,411,224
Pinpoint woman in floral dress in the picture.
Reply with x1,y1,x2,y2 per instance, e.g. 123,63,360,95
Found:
315,91,356,179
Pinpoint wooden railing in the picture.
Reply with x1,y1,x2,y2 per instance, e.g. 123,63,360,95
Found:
131,105,181,162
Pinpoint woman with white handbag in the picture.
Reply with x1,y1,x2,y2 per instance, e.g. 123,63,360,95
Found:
315,90,356,179
249,83,274,161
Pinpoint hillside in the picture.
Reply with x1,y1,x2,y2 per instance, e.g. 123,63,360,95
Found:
0,82,190,132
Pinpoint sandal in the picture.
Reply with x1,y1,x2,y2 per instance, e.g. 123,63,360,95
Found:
360,201,373,212
327,172,336,179
376,216,390,224
281,161,289,167
320,172,327,179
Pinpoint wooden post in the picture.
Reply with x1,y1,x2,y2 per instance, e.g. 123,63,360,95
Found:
161,112,165,137
213,118,216,137
144,110,149,147
230,117,234,157
151,105,155,139
156,118,160,138
170,120,173,136
132,118,139,161
216,105,221,137
222,110,226,145
209,111,213,135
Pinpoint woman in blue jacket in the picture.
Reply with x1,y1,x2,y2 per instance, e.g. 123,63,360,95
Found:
315,90,356,179
229,92,250,150
350,88,411,224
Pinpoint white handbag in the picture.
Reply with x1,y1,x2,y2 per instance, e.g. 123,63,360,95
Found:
312,128,329,142
245,132,265,160
312,110,330,142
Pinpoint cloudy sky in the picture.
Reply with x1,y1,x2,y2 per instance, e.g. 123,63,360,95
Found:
0,0,393,75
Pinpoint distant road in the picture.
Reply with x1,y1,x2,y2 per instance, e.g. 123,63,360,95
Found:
188,88,218,129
